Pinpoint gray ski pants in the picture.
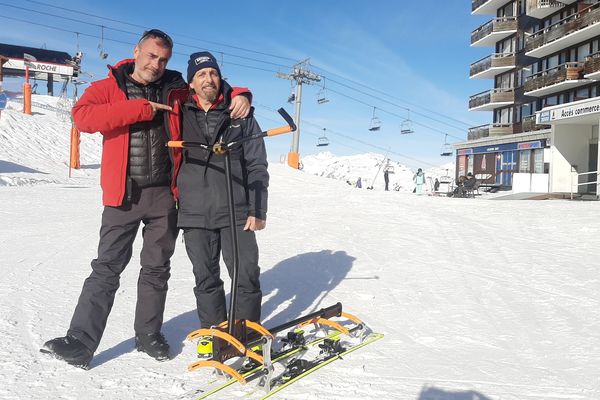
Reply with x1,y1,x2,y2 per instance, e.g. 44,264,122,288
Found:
183,226,262,328
68,186,178,352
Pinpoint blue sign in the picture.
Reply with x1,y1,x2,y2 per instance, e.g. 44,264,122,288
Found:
0,92,7,110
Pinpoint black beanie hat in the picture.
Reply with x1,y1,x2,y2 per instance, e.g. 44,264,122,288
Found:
187,51,221,82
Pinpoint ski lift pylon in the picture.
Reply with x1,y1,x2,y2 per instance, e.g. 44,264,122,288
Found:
368,107,381,132
440,134,453,157
317,128,329,147
400,110,414,134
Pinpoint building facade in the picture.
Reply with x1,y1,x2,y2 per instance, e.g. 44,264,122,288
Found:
459,0,600,196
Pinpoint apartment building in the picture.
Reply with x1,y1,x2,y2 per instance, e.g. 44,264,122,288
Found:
460,0,600,196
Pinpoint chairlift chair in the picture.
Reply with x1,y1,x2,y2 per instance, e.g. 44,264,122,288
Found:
400,120,414,134
316,89,330,104
400,110,414,134
317,137,329,147
440,134,453,157
98,26,109,60
317,128,329,147
316,78,330,104
368,107,381,131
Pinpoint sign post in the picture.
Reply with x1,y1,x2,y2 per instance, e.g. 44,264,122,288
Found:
23,53,36,115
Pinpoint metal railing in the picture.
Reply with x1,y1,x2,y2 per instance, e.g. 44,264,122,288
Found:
469,88,515,109
471,17,518,45
570,170,598,199
470,53,516,77
526,2,600,52
526,0,564,15
522,114,550,132
468,124,490,140
524,61,584,92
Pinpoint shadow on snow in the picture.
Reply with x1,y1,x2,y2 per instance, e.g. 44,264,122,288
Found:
91,249,355,368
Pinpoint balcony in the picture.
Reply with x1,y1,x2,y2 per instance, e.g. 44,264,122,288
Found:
472,0,512,15
525,3,600,58
489,123,516,136
468,124,490,140
522,115,550,132
470,53,516,79
471,17,518,47
469,88,515,111
583,51,600,80
526,0,565,19
524,62,590,96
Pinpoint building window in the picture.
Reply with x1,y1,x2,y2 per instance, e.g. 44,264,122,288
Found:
575,87,590,101
519,150,531,173
495,107,513,124
534,149,544,174
468,156,474,175
544,95,558,107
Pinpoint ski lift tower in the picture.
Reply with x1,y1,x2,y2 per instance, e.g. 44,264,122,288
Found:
276,58,321,169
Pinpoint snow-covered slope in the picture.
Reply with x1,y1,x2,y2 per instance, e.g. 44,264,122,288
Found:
301,151,455,192
0,94,102,187
1,95,600,400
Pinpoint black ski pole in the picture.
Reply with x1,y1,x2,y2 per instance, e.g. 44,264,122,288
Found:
223,148,240,336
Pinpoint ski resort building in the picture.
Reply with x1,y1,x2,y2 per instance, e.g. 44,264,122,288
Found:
458,0,600,197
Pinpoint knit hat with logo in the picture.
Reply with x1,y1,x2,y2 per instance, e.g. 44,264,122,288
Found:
187,51,221,82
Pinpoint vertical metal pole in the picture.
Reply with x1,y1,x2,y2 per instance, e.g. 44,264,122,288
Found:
224,150,240,336
47,74,54,96
597,118,600,199
291,80,302,155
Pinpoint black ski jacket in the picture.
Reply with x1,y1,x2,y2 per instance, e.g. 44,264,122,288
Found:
176,82,268,229
110,62,187,190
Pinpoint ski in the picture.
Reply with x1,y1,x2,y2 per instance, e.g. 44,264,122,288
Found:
192,329,346,400
258,331,384,399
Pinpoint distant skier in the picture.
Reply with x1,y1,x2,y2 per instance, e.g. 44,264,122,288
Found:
356,177,362,188
413,168,425,195
383,169,389,191
434,178,440,192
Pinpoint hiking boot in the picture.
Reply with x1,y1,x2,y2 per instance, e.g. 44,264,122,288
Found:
135,332,170,361
40,335,93,369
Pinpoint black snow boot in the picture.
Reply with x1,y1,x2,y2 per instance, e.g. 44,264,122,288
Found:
135,332,170,361
40,335,93,369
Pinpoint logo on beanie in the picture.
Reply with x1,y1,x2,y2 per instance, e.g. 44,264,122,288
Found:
195,56,213,65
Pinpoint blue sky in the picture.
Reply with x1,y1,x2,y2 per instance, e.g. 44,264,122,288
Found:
0,0,495,168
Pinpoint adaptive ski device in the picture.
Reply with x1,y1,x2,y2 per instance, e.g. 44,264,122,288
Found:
168,108,383,397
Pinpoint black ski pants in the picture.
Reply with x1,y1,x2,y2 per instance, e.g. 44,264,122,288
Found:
68,186,178,352
183,226,261,328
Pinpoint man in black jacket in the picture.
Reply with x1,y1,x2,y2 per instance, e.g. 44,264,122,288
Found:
177,52,268,337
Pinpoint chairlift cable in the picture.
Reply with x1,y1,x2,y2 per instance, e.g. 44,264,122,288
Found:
12,0,471,132
7,2,472,134
21,0,298,63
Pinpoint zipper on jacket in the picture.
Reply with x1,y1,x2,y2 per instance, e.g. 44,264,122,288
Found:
144,86,153,181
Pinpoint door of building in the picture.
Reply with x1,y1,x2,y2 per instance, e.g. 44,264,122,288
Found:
588,143,598,194
498,151,517,187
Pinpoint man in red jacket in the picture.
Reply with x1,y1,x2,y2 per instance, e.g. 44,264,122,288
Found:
40,29,251,369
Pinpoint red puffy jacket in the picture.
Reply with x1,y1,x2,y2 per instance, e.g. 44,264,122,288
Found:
72,59,247,206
